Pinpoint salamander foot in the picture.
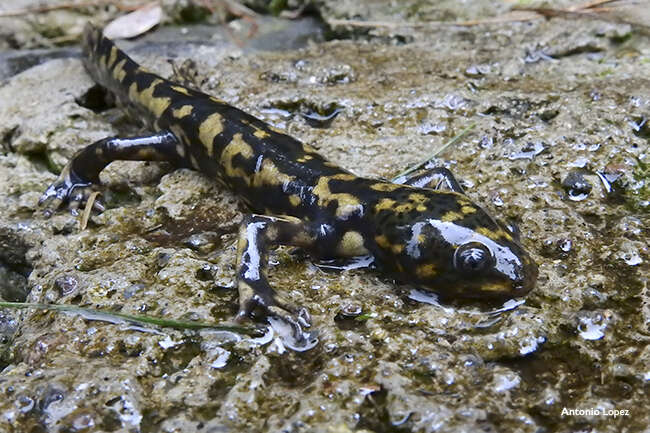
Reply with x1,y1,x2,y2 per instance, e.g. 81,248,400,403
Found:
38,165,103,217
236,290,317,351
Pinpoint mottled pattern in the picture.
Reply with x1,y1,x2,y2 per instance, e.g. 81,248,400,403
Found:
42,25,538,334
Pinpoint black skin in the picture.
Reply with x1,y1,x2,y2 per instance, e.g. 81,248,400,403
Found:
40,25,538,348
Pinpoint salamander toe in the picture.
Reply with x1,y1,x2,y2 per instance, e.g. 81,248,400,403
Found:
39,164,103,218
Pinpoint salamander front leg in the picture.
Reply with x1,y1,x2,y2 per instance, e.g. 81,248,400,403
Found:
235,214,319,350
395,167,465,193
39,130,185,216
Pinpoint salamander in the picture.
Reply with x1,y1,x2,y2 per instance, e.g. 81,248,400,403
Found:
40,24,538,345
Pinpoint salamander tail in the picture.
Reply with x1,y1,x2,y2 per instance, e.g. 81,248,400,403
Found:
80,23,140,91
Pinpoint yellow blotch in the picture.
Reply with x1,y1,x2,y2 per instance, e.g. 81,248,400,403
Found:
128,79,171,118
336,231,369,257
374,198,396,212
476,227,499,239
312,177,331,195
461,206,477,215
302,143,318,154
254,129,270,139
112,59,128,82
107,46,118,68
198,113,225,157
221,133,255,182
289,194,301,207
172,105,194,118
416,205,427,212
331,173,357,181
253,159,295,188
312,176,362,218
140,80,172,118
416,264,437,279
297,155,314,163
441,211,463,222
394,203,414,213
171,85,191,96
491,229,513,242
136,148,157,159
128,82,139,101
370,183,401,192
408,193,428,203
335,196,363,218
375,235,391,249
476,282,509,292
374,235,404,254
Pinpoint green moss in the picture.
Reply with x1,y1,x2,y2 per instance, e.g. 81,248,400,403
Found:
626,154,649,211
178,4,211,23
268,0,288,16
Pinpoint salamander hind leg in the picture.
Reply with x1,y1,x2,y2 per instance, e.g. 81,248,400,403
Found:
39,130,185,216
235,214,319,351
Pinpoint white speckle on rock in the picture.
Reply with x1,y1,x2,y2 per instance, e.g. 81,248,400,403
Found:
159,335,182,349
493,371,521,393
578,316,607,340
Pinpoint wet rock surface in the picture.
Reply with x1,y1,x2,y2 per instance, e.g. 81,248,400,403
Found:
0,1,648,432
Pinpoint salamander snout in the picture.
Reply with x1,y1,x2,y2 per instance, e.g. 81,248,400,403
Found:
449,237,538,298
509,253,538,296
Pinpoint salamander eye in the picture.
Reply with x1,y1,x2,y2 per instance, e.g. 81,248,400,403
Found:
454,242,493,273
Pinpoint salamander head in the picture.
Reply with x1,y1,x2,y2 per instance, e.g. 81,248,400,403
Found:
374,193,538,298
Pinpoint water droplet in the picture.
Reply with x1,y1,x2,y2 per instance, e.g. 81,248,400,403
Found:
16,395,34,413
508,141,546,160
562,170,592,201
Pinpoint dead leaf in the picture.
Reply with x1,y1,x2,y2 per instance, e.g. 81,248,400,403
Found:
103,1,163,39
80,191,100,231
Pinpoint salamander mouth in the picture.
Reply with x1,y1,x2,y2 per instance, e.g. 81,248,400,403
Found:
457,264,539,299
406,261,536,298
421,277,530,299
